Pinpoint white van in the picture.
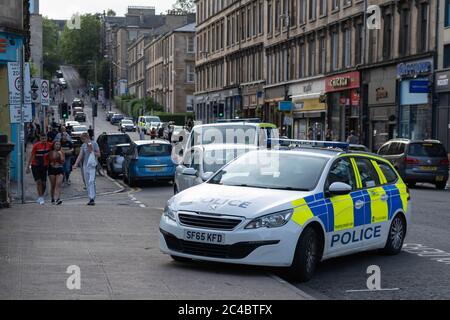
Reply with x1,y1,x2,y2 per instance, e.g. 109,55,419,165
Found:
137,116,161,134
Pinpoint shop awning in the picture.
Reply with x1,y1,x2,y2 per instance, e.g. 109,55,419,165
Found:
291,92,322,101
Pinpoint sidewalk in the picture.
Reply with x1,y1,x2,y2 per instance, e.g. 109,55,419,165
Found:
10,145,123,204
0,197,311,300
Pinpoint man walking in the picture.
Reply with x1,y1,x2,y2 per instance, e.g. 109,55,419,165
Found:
73,133,100,206
26,133,53,205
346,130,359,144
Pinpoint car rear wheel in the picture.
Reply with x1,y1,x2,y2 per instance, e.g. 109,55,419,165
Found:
436,182,447,190
381,214,406,255
286,227,322,282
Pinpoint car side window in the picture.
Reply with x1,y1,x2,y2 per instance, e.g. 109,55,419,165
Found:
390,143,400,155
355,158,380,188
326,158,357,191
378,144,390,155
191,151,201,172
377,161,398,184
398,143,406,154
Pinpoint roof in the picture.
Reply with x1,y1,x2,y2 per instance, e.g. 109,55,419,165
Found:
173,23,195,33
133,139,171,146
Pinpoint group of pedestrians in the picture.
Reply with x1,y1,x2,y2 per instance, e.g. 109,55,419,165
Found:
26,124,100,206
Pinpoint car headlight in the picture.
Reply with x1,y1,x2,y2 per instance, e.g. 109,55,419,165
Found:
245,209,293,229
163,204,176,222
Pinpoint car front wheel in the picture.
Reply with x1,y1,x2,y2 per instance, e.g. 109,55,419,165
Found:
286,226,322,282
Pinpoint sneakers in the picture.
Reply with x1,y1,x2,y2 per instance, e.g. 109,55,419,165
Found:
56,199,63,205
36,197,45,205
87,199,95,206
51,199,55,205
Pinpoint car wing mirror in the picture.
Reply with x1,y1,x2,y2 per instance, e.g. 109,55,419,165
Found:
182,167,197,176
328,182,352,196
202,172,214,182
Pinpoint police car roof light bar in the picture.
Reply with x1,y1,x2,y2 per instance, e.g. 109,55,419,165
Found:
270,139,350,152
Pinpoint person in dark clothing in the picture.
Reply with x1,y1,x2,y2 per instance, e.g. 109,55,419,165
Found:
150,127,157,140
88,126,94,140
158,126,164,139
47,127,58,142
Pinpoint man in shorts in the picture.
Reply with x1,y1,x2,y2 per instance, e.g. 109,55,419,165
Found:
26,133,53,205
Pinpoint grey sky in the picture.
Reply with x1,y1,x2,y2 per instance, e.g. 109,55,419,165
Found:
40,0,177,20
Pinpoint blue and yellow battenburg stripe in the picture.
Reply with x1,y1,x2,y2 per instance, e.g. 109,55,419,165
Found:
291,184,408,233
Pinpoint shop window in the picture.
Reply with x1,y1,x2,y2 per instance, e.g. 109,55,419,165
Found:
444,44,450,69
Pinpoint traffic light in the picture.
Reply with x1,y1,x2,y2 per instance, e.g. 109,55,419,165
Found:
60,102,69,119
218,105,224,118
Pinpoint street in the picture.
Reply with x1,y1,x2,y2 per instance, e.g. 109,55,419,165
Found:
3,66,449,300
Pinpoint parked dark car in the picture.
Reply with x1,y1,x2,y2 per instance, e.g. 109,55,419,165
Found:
106,143,131,178
377,139,449,189
74,112,86,122
110,114,124,125
96,132,132,166
106,111,115,121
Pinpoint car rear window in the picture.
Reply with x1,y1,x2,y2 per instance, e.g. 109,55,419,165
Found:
138,144,172,156
107,135,131,145
408,143,447,157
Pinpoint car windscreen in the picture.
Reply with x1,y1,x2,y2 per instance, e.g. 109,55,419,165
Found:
138,144,172,157
144,117,160,123
73,126,87,132
122,120,133,124
192,125,257,146
408,143,447,157
107,135,131,145
208,151,328,191
203,149,250,173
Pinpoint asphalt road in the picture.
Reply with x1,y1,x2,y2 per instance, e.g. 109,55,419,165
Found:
61,65,450,300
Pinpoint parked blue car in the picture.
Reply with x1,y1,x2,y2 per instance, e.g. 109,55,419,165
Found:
122,139,175,187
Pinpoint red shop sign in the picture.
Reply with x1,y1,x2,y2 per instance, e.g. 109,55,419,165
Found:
325,71,360,93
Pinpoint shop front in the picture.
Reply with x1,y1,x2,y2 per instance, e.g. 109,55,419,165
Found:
290,79,326,140
435,70,450,153
397,59,433,140
263,85,285,130
325,71,361,142
194,90,229,124
365,66,398,151
242,82,264,119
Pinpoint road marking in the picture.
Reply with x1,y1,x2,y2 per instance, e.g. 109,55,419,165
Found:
268,274,316,300
346,288,399,293
403,243,450,265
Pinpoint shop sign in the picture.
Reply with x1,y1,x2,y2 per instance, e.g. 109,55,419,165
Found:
435,72,450,92
375,87,388,101
409,80,430,93
303,83,312,93
400,79,429,106
351,90,360,106
278,101,293,111
397,59,433,78
325,71,360,93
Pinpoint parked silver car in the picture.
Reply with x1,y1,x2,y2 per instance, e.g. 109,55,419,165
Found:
106,143,131,178
174,144,258,194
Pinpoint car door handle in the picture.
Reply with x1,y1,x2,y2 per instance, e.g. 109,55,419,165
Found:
380,195,388,202
355,200,364,210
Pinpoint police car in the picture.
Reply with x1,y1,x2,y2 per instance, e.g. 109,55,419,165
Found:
159,141,411,282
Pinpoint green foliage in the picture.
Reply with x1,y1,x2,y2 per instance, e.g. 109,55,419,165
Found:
172,0,196,13
42,17,62,78
60,14,101,80
106,9,116,16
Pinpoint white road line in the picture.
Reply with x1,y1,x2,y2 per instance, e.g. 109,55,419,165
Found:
346,288,400,293
268,274,316,300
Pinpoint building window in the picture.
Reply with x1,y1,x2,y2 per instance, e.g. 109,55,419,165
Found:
319,36,326,73
309,0,317,20
259,1,264,34
290,0,297,26
331,31,339,71
247,6,252,38
275,0,281,32
417,3,428,53
446,0,450,27
343,28,351,68
332,0,339,11
253,3,257,36
319,0,327,16
383,14,392,59
241,9,246,40
308,39,316,76
299,0,307,24
343,0,351,6
268,2,273,34
444,44,450,68
187,65,195,83
399,8,410,56
299,42,305,78
187,36,195,53
355,23,363,64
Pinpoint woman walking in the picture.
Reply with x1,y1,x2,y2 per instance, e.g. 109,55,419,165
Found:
48,141,65,205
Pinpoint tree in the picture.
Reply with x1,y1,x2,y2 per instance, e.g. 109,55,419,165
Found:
172,0,196,13
60,14,102,80
106,9,116,17
42,17,62,79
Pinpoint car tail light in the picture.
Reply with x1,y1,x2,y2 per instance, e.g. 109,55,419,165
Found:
440,158,449,166
404,157,419,165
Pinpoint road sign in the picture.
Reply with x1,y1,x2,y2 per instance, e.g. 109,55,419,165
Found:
7,62,21,105
31,78,41,103
41,79,50,106
23,63,32,122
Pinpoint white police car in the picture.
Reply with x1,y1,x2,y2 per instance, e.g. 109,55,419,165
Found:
159,142,411,282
